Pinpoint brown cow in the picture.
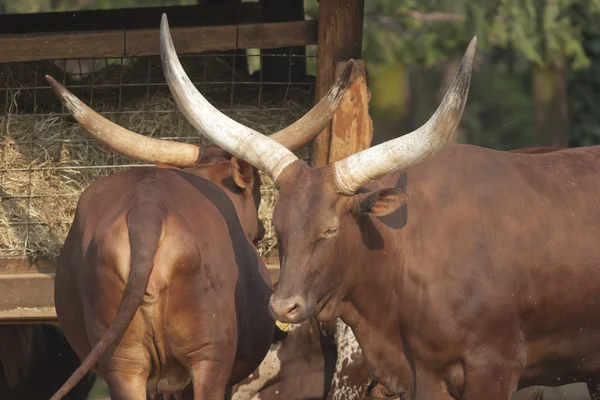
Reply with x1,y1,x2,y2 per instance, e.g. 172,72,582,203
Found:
44,59,352,399
229,317,397,400
0,324,96,400
229,316,585,400
231,320,333,400
161,12,600,400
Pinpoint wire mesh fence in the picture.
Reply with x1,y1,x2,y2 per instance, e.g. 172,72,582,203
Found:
0,49,315,258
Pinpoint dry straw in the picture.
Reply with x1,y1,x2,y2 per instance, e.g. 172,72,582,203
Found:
0,55,312,259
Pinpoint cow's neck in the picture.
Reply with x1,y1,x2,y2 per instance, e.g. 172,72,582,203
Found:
338,212,415,395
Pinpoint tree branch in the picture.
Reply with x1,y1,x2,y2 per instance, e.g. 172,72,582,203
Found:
403,10,463,23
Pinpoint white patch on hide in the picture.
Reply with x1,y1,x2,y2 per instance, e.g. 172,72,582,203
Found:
329,319,366,400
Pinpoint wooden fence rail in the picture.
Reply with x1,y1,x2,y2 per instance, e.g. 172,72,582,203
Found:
0,20,317,64
0,256,280,323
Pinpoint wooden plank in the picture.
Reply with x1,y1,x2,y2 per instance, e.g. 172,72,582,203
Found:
0,30,124,63
0,21,318,64
327,60,373,163
310,0,365,168
0,2,261,35
126,25,237,57
0,256,280,322
0,257,56,275
269,267,281,285
237,20,317,50
0,273,56,321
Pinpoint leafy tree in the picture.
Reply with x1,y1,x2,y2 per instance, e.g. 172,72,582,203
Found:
567,7,600,147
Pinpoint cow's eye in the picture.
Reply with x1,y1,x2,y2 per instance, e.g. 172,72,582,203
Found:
319,225,340,239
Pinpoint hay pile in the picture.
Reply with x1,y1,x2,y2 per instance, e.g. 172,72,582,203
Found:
0,55,313,259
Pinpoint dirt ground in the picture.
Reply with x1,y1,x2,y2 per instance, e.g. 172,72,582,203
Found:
87,379,592,399
512,384,591,400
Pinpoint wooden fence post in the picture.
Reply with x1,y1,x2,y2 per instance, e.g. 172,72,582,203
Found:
310,0,365,167
327,60,373,163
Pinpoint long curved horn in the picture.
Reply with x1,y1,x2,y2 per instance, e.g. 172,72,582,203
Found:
45,75,201,168
159,14,352,182
332,37,477,194
269,61,354,152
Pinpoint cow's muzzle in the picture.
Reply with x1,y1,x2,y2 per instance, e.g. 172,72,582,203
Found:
269,294,309,323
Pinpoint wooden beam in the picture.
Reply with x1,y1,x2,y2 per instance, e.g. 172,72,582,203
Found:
0,273,56,322
0,256,280,323
0,21,318,64
311,0,365,168
0,2,262,35
0,31,125,63
126,26,237,57
238,21,317,52
327,60,373,163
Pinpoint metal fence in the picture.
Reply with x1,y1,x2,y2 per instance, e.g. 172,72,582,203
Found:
0,49,315,258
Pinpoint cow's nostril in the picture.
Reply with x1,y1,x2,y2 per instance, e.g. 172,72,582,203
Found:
287,303,299,316
269,295,306,322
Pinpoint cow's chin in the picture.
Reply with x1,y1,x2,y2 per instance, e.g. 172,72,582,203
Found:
314,291,343,322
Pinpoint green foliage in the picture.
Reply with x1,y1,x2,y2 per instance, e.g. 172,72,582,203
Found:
461,63,533,149
359,0,600,70
2,0,599,149
481,0,600,68
363,0,470,68
567,9,600,146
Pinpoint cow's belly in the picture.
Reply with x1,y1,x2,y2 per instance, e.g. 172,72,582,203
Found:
519,328,600,387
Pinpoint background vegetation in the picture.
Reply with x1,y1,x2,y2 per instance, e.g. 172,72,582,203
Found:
2,0,600,150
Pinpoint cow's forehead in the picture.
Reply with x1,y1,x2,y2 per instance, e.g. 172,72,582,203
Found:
274,164,340,220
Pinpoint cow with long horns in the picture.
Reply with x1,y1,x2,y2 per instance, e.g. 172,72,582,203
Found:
44,57,353,398
160,10,600,399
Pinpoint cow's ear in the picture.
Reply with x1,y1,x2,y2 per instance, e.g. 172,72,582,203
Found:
231,157,255,189
354,188,408,217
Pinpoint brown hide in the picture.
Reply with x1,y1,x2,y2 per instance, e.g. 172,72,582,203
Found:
234,146,568,400
229,317,400,400
54,150,274,399
507,146,566,154
231,320,331,400
270,143,600,399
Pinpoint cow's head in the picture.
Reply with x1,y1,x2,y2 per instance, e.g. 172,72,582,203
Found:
158,14,476,322
45,51,351,245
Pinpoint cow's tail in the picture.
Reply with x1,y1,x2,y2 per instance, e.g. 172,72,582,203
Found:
50,202,166,400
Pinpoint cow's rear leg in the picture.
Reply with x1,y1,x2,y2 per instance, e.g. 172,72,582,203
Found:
105,371,148,400
189,360,230,400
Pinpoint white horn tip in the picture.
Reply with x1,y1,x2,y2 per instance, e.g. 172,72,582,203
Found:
465,36,478,62
455,36,477,81
45,75,85,118
327,60,354,102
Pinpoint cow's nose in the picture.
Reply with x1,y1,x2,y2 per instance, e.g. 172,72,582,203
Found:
269,294,306,322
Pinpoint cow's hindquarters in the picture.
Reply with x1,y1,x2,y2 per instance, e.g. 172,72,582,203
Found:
51,202,167,400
